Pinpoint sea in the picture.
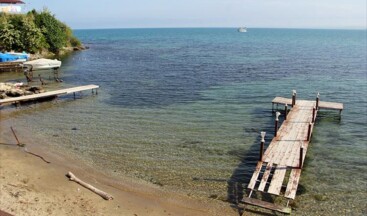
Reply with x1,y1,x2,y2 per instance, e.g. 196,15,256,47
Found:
1,28,366,214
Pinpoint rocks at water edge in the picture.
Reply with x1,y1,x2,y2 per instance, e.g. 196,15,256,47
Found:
0,82,45,99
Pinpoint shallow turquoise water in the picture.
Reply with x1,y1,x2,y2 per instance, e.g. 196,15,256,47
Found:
1,28,366,214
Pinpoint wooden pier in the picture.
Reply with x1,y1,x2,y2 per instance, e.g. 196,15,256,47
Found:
0,85,99,106
0,62,24,72
244,92,343,214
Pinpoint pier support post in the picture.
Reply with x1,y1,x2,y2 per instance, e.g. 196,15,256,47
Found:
284,104,288,120
274,112,280,137
299,144,304,169
292,90,297,106
339,109,342,121
259,132,266,161
316,92,320,110
38,74,46,85
307,122,312,141
312,107,316,123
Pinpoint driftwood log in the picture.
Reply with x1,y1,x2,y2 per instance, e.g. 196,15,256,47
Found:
66,171,113,200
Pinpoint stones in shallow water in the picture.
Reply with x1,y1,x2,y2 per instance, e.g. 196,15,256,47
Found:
0,92,7,99
313,194,329,201
6,89,24,97
27,86,44,94
0,82,45,99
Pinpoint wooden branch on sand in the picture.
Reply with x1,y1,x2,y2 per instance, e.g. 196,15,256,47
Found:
66,172,113,200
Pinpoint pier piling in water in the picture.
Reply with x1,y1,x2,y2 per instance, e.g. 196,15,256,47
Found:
316,92,320,110
274,112,280,137
291,90,296,106
259,132,266,161
299,145,304,169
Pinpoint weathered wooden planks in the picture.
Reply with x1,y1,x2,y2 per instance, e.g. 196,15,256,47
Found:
273,96,343,111
0,62,23,72
248,161,263,190
248,100,317,197
319,101,343,110
0,84,99,105
243,197,292,214
268,167,287,195
250,104,311,195
245,95,343,214
258,163,273,192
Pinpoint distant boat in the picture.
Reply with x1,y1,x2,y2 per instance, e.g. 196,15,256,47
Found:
238,27,247,33
23,58,62,71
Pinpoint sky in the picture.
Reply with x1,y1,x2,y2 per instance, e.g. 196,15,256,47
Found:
22,0,367,29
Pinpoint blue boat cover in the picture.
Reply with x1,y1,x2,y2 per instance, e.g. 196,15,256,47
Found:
0,53,29,62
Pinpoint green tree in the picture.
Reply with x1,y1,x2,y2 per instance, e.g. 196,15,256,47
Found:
34,9,67,53
0,9,81,54
0,16,20,51
18,15,46,53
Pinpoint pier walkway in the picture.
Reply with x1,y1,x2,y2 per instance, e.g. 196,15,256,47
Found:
244,93,343,214
0,85,99,106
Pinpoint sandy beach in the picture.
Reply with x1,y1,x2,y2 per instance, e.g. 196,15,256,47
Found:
0,125,238,216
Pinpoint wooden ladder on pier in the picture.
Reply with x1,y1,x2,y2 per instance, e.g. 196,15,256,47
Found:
243,95,343,214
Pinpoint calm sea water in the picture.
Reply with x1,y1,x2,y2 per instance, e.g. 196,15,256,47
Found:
1,28,366,214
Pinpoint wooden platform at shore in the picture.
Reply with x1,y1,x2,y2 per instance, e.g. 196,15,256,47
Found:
244,93,343,214
0,84,99,106
0,62,24,72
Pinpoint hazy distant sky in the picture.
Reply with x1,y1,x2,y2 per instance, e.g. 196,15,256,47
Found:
23,0,366,29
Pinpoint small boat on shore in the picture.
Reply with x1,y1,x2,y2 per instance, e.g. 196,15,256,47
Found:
23,58,62,71
238,27,247,33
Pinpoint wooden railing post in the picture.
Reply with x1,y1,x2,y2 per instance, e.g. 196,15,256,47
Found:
316,92,320,110
260,132,266,161
299,144,304,169
284,104,288,120
292,90,297,106
274,112,280,137
312,106,316,123
307,122,312,141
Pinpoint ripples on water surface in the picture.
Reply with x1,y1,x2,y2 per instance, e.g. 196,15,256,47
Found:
1,28,366,214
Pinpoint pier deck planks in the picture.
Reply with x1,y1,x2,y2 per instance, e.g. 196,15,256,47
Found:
0,84,99,105
245,96,343,213
247,97,343,201
272,97,343,111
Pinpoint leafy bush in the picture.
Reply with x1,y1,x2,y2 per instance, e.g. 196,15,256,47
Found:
0,15,21,51
33,9,67,53
18,14,45,53
0,9,81,54
70,36,82,47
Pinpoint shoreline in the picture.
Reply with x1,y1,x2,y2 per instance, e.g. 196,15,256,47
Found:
0,119,237,216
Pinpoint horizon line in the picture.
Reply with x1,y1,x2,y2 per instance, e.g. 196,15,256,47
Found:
72,26,367,31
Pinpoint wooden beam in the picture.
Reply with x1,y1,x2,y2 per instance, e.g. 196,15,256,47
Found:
243,197,291,214
248,161,263,190
258,163,273,192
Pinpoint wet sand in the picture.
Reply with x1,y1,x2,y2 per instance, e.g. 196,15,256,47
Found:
0,125,237,216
